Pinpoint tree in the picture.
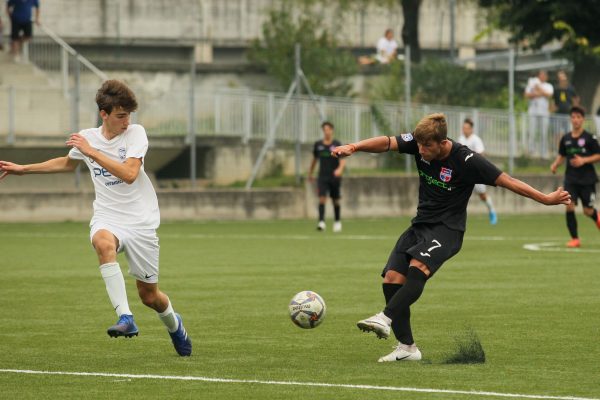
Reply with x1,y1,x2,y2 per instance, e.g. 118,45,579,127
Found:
247,9,357,96
400,0,422,63
371,58,521,109
478,0,600,110
302,0,423,62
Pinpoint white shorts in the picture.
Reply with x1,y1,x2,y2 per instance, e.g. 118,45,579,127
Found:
90,222,160,283
474,184,487,195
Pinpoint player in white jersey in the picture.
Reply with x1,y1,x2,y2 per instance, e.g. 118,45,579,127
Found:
0,80,192,356
457,118,498,225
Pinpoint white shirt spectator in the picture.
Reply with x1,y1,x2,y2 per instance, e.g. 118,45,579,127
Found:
457,133,485,154
525,77,554,116
375,37,398,64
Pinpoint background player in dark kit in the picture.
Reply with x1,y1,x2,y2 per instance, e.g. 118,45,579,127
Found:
550,106,600,248
333,113,571,362
308,121,346,232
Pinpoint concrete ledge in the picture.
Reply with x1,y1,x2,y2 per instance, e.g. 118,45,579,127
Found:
0,175,565,222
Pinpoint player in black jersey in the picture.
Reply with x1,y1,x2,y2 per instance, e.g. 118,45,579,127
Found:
333,113,571,362
550,106,600,248
308,121,346,232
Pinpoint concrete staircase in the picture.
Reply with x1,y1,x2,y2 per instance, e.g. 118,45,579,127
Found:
0,51,71,136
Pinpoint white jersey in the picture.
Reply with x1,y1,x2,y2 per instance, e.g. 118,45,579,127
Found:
457,133,485,154
68,124,160,229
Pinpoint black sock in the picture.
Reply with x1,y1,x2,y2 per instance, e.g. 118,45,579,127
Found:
589,209,598,223
334,205,341,221
383,268,427,324
382,283,414,345
318,204,325,221
566,211,578,238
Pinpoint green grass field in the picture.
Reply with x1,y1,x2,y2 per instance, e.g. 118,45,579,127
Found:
0,215,599,399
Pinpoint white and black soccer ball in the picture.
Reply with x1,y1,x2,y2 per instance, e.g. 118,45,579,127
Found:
288,291,326,329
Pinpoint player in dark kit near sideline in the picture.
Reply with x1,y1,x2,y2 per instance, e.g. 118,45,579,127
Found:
333,113,570,362
0,80,192,356
308,121,346,232
550,106,600,248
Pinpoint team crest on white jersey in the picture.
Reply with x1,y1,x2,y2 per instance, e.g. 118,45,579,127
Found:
401,133,413,142
440,167,453,183
118,147,126,160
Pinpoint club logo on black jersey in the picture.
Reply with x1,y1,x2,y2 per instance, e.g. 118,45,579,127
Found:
578,138,585,147
401,133,413,142
440,167,453,183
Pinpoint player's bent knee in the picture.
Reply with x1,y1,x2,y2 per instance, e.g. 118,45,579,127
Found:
383,270,406,284
409,260,431,277
93,239,116,257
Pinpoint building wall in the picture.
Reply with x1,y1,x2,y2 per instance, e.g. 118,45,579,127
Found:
40,0,508,50
0,175,562,222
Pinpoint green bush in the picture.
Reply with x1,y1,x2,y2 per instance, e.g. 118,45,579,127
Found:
370,58,527,111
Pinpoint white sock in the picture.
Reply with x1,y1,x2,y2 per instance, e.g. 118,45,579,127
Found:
399,342,418,353
158,300,179,333
485,197,495,212
99,262,132,317
377,311,392,326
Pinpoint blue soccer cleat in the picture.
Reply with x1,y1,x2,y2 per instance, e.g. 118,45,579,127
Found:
107,314,139,338
169,314,192,356
489,210,498,225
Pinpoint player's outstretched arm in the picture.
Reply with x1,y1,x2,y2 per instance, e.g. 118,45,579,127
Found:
495,172,571,206
0,157,79,181
67,133,142,184
332,136,398,158
550,155,565,174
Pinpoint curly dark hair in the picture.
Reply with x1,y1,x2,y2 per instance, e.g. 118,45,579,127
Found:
95,80,138,114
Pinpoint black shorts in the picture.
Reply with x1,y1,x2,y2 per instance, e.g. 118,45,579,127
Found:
382,223,464,278
11,20,33,40
317,177,341,199
564,182,596,208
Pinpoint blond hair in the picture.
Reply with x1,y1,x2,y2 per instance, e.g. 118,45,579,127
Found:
414,113,447,143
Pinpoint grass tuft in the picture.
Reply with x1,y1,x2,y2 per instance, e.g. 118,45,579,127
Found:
443,328,486,364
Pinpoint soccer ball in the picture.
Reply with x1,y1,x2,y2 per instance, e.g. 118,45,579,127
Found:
288,291,326,329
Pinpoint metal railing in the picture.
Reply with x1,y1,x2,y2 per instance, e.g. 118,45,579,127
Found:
24,24,108,98
2,86,599,160
0,24,109,144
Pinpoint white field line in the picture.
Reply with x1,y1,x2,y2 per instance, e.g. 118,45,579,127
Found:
0,369,596,400
0,231,566,242
523,242,600,253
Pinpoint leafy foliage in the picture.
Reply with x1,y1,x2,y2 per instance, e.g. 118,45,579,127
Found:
478,0,600,108
370,58,526,110
478,0,600,59
248,9,358,96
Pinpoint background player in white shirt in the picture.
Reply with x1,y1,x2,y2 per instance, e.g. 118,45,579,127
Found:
0,80,192,356
457,118,498,225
